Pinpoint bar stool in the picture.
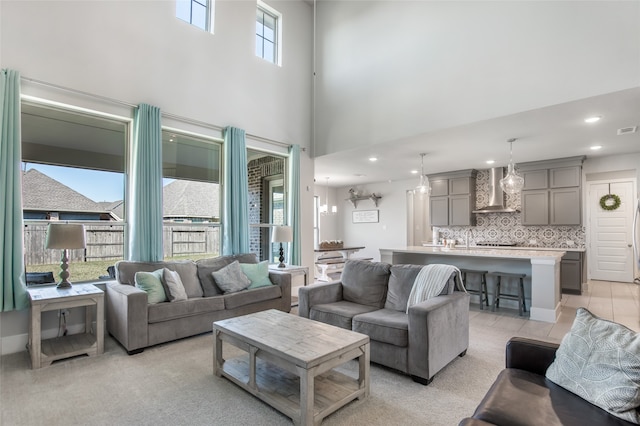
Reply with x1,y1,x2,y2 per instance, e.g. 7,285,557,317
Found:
490,272,527,316
460,269,489,310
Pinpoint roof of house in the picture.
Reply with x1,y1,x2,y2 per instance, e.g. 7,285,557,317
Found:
163,180,220,220
22,169,105,213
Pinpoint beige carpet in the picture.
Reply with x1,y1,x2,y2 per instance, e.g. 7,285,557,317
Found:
0,315,525,426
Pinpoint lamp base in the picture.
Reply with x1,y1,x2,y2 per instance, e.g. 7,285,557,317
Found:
56,281,72,289
278,243,286,268
56,249,73,289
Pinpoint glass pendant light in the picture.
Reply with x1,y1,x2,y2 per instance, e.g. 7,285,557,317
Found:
320,177,336,215
500,138,524,195
415,153,430,195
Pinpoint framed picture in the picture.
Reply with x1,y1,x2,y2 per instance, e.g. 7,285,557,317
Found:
352,210,379,223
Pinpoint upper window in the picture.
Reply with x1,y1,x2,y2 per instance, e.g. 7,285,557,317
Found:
176,0,213,32
256,1,281,65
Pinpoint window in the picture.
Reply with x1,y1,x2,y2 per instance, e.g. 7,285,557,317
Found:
21,102,128,283
256,1,281,65
176,0,213,32
162,130,222,260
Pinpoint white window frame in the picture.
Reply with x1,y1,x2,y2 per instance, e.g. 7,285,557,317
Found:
256,0,282,66
176,0,215,33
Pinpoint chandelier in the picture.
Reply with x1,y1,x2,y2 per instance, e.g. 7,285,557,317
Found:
415,153,430,195
499,138,525,195
319,177,337,215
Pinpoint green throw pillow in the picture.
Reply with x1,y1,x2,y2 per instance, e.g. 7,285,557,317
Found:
240,261,273,289
134,269,167,304
545,308,640,424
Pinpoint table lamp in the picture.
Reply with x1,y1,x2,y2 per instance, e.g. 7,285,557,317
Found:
45,223,86,288
272,226,293,268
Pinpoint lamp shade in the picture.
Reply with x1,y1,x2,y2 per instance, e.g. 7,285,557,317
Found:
271,226,293,243
45,224,86,249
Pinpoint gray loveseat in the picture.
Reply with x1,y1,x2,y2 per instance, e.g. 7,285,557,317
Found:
298,260,470,385
106,253,291,354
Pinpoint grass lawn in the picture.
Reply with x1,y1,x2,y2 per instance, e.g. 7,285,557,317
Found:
27,253,219,282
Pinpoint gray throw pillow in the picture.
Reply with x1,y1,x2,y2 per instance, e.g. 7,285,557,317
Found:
163,268,188,302
211,261,251,294
545,307,640,424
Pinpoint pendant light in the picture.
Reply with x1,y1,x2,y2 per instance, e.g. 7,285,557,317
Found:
499,138,524,195
320,177,336,215
415,153,430,195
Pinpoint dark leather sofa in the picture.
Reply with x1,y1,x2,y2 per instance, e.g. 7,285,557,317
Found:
459,337,637,426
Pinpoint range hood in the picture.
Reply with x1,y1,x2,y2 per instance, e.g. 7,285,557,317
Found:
472,167,519,213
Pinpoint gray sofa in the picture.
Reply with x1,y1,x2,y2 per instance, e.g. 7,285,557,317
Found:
299,260,470,385
106,253,291,354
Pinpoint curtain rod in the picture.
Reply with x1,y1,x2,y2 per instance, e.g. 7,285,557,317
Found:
20,76,302,151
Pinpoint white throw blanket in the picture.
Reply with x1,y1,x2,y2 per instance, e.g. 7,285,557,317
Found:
406,264,465,313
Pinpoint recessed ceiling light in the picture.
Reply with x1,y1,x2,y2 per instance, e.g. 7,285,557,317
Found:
369,157,378,162
486,160,495,164
354,173,366,177
411,170,418,174
584,116,602,123
590,145,602,150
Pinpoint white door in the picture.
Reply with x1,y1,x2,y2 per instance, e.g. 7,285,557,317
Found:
588,180,636,282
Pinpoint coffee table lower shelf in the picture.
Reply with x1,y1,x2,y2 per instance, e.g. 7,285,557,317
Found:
220,355,364,424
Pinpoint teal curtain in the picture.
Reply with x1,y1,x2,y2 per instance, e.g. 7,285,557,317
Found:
127,104,163,261
222,126,249,255
0,69,28,311
287,144,301,265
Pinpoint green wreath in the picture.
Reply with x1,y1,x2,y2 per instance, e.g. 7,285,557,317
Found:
599,194,621,211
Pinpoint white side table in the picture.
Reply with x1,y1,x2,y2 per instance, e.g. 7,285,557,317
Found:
27,283,104,369
269,264,309,286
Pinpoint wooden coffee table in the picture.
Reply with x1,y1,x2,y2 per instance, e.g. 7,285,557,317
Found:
213,309,370,425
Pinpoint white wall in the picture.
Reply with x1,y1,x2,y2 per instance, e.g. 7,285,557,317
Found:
0,0,315,354
315,1,640,156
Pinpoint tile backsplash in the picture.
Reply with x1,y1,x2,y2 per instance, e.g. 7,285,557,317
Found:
435,169,585,249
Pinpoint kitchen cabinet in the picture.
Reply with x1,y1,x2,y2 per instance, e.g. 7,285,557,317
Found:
561,251,583,294
428,170,477,226
519,157,584,225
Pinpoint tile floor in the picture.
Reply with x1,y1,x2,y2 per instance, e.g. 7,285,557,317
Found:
469,279,640,342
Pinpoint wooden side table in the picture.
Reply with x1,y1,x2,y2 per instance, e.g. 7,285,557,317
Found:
27,283,104,369
268,264,309,286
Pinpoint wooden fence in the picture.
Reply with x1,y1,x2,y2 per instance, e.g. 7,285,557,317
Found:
24,223,221,266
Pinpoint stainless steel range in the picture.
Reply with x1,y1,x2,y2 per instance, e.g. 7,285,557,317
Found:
475,241,518,247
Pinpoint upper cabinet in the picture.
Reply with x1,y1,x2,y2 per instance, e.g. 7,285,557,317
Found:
428,170,477,226
519,157,585,225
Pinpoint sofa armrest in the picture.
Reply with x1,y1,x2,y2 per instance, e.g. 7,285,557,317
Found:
297,281,343,318
407,291,470,381
268,271,292,312
505,337,559,375
106,282,149,353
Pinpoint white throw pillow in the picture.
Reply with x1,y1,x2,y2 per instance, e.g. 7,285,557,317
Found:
163,268,188,302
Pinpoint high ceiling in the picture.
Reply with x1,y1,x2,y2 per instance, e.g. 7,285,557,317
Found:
313,87,640,187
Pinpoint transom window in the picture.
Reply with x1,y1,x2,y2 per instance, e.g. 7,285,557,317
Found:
176,0,213,32
256,1,281,65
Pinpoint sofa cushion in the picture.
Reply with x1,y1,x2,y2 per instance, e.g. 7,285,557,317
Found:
147,296,225,323
212,261,251,294
353,308,409,347
163,268,188,302
545,308,640,424
384,265,457,312
134,269,167,304
472,368,636,426
240,261,273,289
116,260,202,298
224,285,282,310
196,254,258,297
309,301,379,330
341,260,391,308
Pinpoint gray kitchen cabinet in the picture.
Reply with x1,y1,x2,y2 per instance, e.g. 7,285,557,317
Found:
561,251,583,294
430,179,448,197
428,170,477,227
522,169,548,190
550,166,580,188
519,157,584,225
430,196,449,226
550,187,581,225
521,190,549,225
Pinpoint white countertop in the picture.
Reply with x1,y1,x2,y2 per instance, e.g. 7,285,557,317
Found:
382,245,566,260
421,243,585,253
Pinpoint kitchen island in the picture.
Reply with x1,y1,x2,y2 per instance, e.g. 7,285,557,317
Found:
380,246,565,323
